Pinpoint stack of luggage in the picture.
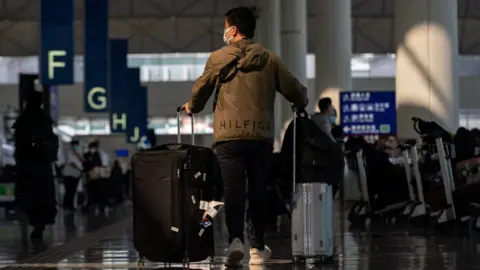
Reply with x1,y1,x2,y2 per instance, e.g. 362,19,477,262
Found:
280,108,344,262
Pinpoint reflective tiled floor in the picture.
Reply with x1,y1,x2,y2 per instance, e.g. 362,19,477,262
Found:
2,203,480,269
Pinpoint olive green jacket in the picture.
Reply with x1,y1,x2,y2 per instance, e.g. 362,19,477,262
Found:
188,39,308,144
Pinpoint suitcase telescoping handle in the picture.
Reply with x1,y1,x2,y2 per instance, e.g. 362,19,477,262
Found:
292,104,297,193
291,105,308,193
176,106,195,145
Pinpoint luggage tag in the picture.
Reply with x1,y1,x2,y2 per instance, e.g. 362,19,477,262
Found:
194,171,202,179
202,219,212,228
199,200,209,210
208,201,225,209
205,208,218,219
202,201,225,219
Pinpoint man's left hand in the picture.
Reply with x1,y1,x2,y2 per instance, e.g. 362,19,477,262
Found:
179,102,192,116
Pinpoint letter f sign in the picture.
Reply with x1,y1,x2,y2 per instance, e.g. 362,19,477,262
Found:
48,50,66,79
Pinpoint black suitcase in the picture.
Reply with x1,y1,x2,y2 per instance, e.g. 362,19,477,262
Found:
132,110,216,264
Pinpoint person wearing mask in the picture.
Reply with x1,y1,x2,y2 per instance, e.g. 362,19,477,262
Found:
179,6,308,266
62,140,83,213
83,140,110,213
384,136,401,158
13,90,58,243
311,97,336,142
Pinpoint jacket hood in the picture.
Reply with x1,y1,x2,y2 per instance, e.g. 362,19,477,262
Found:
230,39,269,71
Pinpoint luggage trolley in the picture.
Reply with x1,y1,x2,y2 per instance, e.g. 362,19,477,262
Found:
399,141,428,220
347,148,370,224
428,135,457,225
426,135,480,233
347,148,410,225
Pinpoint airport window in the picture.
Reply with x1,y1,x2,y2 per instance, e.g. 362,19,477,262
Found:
459,110,480,130
55,114,474,137
0,53,480,84
57,115,214,136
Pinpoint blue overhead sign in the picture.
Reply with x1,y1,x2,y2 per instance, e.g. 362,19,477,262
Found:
40,0,74,85
126,85,148,146
340,91,397,135
84,0,109,112
108,40,129,133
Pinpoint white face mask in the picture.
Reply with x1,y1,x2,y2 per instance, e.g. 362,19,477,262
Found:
223,26,235,45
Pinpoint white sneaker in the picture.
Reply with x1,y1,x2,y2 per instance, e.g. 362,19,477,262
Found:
249,245,271,265
225,238,244,267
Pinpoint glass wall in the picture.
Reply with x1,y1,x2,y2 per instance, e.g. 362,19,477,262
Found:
56,115,214,136
56,113,480,136
459,109,480,130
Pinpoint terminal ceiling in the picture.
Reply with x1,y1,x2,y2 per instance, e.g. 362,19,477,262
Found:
0,0,479,56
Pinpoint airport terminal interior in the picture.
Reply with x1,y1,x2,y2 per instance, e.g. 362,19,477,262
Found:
3,0,480,269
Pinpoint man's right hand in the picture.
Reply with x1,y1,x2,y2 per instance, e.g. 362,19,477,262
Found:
178,102,193,116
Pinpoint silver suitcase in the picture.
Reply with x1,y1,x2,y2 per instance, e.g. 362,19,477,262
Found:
290,106,334,263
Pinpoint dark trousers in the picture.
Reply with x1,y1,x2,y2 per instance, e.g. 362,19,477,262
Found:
215,140,273,250
86,178,108,209
63,176,80,210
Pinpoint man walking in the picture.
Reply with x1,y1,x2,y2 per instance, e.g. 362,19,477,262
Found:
180,6,308,266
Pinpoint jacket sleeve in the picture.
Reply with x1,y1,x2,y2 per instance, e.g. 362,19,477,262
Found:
188,54,218,114
272,53,309,109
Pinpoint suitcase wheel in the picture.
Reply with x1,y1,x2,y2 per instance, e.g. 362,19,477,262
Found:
183,256,190,266
292,256,304,264
318,255,335,264
137,256,145,267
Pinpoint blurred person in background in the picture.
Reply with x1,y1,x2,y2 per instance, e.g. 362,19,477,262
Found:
384,136,401,158
62,139,83,213
13,90,59,243
311,97,336,142
82,140,110,213
109,149,130,205
375,137,387,151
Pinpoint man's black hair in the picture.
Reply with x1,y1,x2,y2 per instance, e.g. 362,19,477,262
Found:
224,7,256,39
70,139,79,146
318,98,332,113
89,140,99,148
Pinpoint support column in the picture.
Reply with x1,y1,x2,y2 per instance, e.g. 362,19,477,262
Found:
395,0,459,138
280,0,308,129
257,0,282,151
315,0,352,114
